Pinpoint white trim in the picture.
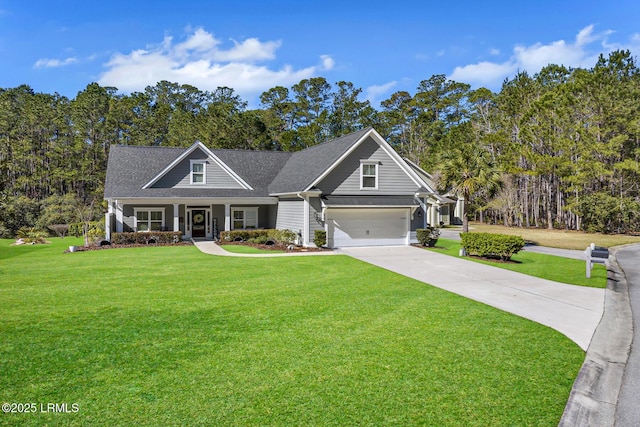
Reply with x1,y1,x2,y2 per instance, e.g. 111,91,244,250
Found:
189,160,206,185
360,161,378,190
133,207,166,232
303,128,427,192
173,203,180,232
186,207,212,239
303,196,310,246
115,201,124,233
141,141,253,190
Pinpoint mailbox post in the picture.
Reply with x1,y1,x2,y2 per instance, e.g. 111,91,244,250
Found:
584,243,609,278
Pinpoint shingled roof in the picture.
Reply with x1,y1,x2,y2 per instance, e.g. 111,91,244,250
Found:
267,127,372,194
104,145,292,199
104,128,376,200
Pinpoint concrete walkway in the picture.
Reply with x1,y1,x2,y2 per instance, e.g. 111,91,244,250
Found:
193,240,335,257
337,245,605,351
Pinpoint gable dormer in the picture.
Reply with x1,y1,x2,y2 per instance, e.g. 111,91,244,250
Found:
142,142,252,190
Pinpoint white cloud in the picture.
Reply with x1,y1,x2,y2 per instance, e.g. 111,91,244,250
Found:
33,57,77,68
365,81,397,106
449,25,637,89
97,27,333,105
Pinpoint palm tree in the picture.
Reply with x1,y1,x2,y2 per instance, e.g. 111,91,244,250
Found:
434,142,502,233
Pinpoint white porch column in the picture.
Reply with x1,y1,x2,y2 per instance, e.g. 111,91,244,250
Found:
224,204,231,231
302,196,310,246
115,201,124,232
173,203,179,232
423,198,428,229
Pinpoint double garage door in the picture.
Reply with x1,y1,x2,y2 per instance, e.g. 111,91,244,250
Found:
326,208,410,248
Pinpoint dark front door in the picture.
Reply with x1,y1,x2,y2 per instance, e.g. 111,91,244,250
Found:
192,209,206,238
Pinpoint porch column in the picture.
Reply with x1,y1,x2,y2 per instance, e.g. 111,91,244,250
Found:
115,201,124,233
224,204,231,231
173,203,179,232
105,202,113,240
302,196,310,246
423,198,428,229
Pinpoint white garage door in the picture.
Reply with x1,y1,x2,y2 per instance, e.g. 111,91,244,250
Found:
327,208,409,248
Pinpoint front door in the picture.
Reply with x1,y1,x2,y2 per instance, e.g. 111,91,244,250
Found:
192,209,206,238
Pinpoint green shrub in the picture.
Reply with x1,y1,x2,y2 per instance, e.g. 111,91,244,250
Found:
16,227,49,244
460,232,525,261
267,229,297,244
248,235,270,244
220,229,298,245
220,229,270,242
313,230,327,247
416,227,441,246
111,231,183,245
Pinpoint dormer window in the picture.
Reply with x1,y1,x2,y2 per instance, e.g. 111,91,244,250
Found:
361,162,378,189
190,160,206,184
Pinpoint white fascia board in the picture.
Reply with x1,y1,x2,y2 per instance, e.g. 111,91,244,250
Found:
141,141,253,190
366,129,432,190
113,197,278,205
303,128,427,192
303,129,374,191
404,158,438,193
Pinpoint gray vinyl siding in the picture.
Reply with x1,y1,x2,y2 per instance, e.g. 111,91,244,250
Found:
152,148,245,189
275,198,304,235
308,197,324,235
316,136,419,195
410,206,426,231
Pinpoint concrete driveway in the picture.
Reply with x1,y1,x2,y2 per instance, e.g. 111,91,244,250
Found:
337,245,605,351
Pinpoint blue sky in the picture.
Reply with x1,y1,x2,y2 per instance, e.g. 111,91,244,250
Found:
1,0,639,108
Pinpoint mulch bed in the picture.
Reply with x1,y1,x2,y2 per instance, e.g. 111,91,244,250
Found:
65,241,194,252
220,241,332,252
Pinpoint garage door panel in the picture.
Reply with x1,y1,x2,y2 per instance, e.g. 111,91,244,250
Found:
327,208,409,247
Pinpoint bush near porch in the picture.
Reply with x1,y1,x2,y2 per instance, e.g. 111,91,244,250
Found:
220,229,297,245
111,231,183,245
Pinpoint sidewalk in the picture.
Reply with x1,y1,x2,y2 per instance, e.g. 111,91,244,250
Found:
193,240,335,257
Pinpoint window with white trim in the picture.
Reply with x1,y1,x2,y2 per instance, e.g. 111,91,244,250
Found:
231,207,258,229
361,162,378,189
190,160,206,184
134,208,165,232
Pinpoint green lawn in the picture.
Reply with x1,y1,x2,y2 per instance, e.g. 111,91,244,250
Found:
429,238,607,288
219,244,285,254
0,239,584,426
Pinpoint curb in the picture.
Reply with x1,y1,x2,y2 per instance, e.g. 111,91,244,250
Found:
559,247,633,426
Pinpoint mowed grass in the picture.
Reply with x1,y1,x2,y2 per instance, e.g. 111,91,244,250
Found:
219,244,285,254
0,239,584,426
467,222,640,250
430,239,607,288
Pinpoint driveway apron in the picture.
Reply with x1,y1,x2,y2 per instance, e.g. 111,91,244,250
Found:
338,245,605,351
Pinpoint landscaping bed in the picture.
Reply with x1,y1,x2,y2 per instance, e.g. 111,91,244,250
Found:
221,240,331,252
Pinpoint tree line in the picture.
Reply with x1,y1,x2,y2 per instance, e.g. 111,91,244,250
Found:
1,49,638,237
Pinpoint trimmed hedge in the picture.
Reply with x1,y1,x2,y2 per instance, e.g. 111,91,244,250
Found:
313,230,327,247
111,231,182,245
219,229,297,245
416,227,441,246
460,232,525,261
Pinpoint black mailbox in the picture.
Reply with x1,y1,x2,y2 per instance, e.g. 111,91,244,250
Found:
591,246,609,259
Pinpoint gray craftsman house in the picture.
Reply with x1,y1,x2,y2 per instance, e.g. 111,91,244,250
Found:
104,127,461,247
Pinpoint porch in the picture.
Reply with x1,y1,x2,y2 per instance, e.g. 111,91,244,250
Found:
105,199,278,241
